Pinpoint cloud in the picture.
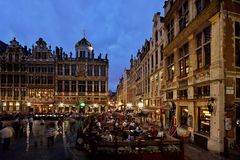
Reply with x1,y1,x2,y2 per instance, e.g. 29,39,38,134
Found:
0,0,164,91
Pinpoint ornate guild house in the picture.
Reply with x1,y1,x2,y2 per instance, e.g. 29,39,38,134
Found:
0,37,109,114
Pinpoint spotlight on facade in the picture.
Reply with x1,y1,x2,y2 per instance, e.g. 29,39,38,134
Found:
27,102,31,106
138,102,144,110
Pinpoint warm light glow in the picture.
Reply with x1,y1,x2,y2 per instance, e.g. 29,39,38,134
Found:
203,111,209,114
59,103,64,107
156,109,160,113
93,104,98,108
27,102,31,106
184,108,188,112
49,104,53,107
16,102,20,106
9,102,13,106
3,102,6,106
138,102,144,109
126,103,133,108
205,113,212,116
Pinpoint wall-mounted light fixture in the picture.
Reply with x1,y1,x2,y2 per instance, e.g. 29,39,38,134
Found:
207,98,215,114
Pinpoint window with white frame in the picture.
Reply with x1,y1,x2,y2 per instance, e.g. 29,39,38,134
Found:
196,26,211,69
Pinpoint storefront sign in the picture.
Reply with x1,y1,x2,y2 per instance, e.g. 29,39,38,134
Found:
226,87,234,95
225,106,233,112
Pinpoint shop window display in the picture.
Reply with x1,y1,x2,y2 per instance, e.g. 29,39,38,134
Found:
180,106,188,126
198,107,211,135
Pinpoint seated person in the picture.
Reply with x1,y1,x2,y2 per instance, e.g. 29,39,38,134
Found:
105,130,113,142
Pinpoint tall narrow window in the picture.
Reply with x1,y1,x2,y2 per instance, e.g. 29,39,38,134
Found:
71,81,76,92
155,31,158,43
101,81,106,92
235,22,240,67
100,65,106,76
65,80,69,92
179,43,189,77
151,54,154,69
94,81,99,92
57,64,63,75
65,64,69,75
167,19,174,42
87,81,92,92
196,26,211,69
57,80,63,92
179,1,189,31
71,64,76,76
155,50,158,65
94,65,99,76
160,45,164,61
78,81,86,92
87,65,93,76
167,54,174,80
236,78,240,98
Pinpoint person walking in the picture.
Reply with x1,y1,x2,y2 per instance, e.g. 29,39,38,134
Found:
46,122,56,147
57,118,63,134
29,116,34,134
0,125,14,151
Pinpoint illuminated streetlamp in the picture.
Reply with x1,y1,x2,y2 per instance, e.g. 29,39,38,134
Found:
27,102,31,107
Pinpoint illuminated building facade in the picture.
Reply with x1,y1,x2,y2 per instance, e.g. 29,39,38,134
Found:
0,37,109,113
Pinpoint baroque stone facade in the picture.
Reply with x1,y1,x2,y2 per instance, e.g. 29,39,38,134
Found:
0,37,109,114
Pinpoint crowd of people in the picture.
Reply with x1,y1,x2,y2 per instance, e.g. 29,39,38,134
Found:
73,113,164,153
0,112,165,153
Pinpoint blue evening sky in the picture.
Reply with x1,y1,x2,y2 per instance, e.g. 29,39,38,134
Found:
0,0,164,91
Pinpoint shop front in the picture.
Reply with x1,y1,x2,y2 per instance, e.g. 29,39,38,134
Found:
193,103,212,150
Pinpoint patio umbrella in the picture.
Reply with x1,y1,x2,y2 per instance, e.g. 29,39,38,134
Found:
0,127,14,138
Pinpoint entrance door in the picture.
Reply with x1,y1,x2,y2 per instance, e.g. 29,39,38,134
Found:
236,106,240,145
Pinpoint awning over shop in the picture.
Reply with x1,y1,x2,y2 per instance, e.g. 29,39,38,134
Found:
31,102,54,106
142,108,156,113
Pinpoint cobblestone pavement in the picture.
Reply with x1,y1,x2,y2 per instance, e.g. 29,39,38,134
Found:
1,120,239,160
184,143,240,160
0,120,88,160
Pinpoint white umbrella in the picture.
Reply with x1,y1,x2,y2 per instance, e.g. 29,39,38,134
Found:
0,127,14,138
